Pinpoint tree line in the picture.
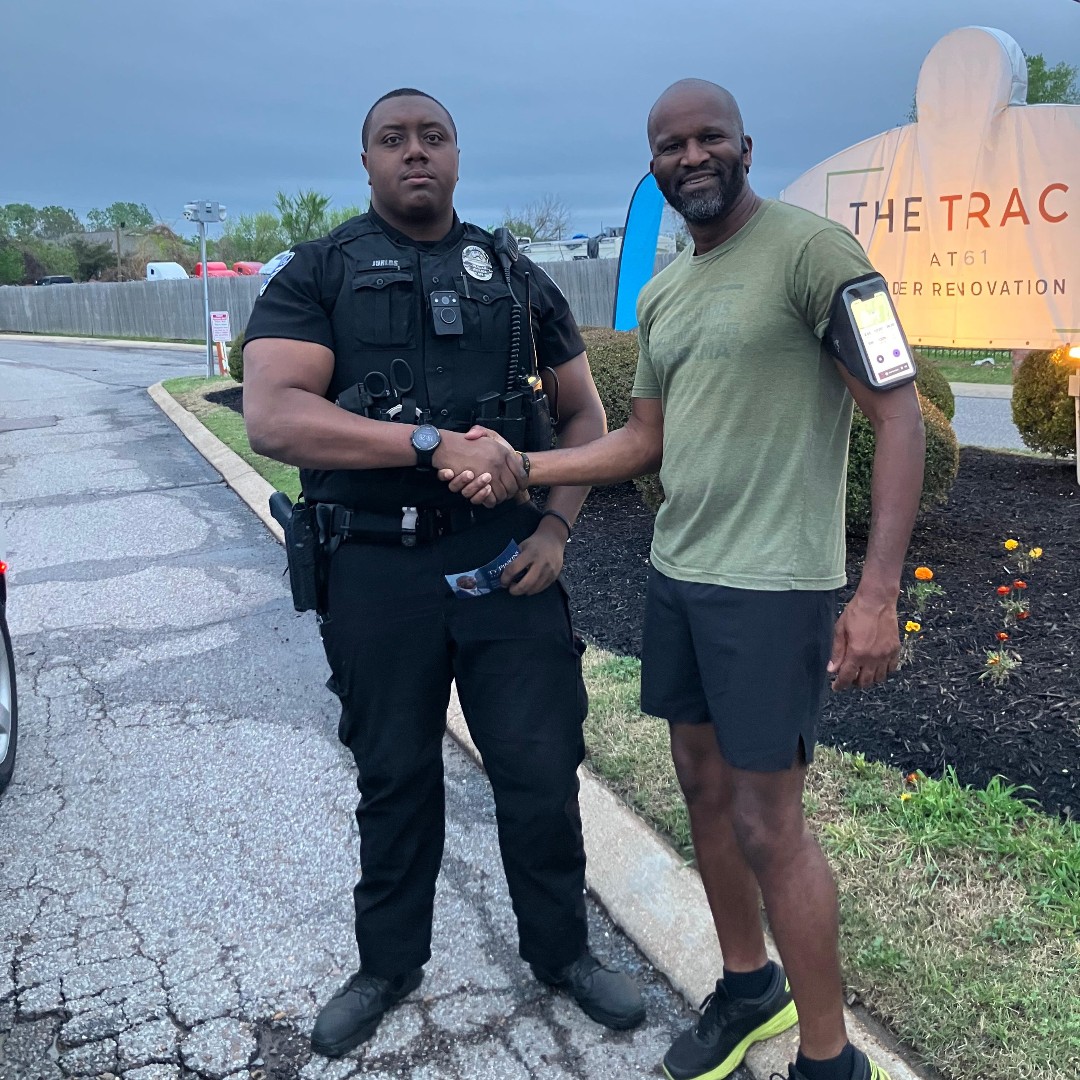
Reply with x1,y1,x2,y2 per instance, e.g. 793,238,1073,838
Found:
0,187,577,286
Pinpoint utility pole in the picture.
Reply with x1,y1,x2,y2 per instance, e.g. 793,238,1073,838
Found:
115,220,124,280
183,201,228,378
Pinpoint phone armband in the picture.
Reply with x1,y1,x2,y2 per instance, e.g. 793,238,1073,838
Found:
824,273,917,391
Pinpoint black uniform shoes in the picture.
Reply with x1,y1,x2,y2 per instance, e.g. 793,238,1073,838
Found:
310,967,424,1058
531,952,647,1030
663,963,798,1080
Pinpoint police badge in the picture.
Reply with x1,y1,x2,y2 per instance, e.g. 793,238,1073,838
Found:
462,244,494,281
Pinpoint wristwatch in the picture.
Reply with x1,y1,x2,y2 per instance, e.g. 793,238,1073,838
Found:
411,424,442,470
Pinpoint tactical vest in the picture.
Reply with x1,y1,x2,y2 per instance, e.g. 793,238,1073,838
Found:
300,214,519,512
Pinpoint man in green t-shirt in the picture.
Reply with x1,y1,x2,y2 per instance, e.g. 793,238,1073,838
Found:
440,80,924,1080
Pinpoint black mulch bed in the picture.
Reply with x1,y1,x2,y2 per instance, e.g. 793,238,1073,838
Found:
207,386,1080,818
565,450,1080,821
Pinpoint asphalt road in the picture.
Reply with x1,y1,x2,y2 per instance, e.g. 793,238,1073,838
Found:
951,393,1026,451
0,339,700,1080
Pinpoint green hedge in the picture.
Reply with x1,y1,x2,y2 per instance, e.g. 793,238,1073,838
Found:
581,325,960,528
912,351,955,420
228,331,245,383
845,394,958,534
580,327,662,510
1012,347,1076,457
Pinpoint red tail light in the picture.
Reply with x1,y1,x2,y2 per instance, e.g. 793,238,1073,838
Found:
0,561,7,575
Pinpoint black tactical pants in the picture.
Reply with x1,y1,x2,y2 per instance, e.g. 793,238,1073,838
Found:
318,500,589,978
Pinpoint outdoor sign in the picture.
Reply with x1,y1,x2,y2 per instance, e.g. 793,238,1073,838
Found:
613,174,666,331
780,26,1079,349
210,310,232,343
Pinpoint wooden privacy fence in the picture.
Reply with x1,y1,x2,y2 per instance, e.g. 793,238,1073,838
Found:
0,255,677,339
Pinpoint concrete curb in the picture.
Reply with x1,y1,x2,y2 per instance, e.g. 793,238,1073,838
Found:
1,333,204,352
148,381,928,1080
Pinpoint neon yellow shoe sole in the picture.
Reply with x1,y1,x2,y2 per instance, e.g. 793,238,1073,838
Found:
662,998,799,1080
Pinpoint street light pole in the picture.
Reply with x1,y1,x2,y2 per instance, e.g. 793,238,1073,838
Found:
183,201,228,379
199,220,212,377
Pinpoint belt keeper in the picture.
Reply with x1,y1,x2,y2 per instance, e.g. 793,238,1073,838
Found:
401,506,418,547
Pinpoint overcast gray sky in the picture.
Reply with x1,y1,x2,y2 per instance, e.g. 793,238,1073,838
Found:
3,0,1077,237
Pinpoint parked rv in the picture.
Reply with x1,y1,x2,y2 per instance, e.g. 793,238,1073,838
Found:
518,228,677,263
146,262,189,281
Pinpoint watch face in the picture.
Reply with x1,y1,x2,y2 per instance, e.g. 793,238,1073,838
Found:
413,425,441,451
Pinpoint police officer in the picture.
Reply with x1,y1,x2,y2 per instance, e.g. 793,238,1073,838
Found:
242,87,644,1059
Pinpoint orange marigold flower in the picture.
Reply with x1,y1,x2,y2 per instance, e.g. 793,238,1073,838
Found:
1004,539,1019,551
987,656,1001,665
914,566,934,581
905,772,919,784
997,632,1009,641
996,585,1010,595
1017,610,1030,620
1014,580,1027,589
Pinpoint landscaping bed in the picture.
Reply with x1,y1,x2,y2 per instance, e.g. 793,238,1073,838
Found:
566,448,1080,821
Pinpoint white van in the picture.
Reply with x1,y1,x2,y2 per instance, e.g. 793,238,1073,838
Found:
146,262,189,281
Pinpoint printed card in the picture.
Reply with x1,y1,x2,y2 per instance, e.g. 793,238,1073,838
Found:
446,541,521,598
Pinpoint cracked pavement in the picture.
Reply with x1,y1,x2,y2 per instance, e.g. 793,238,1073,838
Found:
0,340,715,1079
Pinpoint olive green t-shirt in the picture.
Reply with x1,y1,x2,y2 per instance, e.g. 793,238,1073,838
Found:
633,200,875,590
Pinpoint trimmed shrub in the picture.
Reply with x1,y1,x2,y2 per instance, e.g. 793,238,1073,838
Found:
579,326,662,510
1012,347,1075,457
913,351,955,420
228,331,245,383
845,393,959,534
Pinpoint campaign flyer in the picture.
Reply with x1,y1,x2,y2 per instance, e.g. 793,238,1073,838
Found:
446,541,521,598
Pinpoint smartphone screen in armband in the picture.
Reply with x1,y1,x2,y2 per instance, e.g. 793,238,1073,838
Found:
842,280,916,389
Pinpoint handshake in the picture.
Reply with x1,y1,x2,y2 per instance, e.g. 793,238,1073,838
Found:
433,426,528,507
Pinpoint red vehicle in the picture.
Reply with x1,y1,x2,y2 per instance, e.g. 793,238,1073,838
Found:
193,261,239,278
232,261,263,276
1,529,16,795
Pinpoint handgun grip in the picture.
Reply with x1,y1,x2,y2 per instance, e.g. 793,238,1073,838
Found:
269,491,293,528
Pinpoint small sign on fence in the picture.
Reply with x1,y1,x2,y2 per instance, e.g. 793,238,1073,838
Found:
210,311,232,343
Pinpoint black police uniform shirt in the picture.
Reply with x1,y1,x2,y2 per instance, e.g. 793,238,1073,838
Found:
244,210,585,513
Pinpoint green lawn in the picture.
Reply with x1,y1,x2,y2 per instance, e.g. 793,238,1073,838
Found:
159,381,1079,1080
919,348,1013,386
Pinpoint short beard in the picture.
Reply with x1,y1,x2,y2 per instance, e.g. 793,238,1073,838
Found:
665,164,746,225
671,189,727,223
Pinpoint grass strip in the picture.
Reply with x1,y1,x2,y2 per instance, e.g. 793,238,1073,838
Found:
162,381,1079,1080
583,648,1080,1080
162,376,301,500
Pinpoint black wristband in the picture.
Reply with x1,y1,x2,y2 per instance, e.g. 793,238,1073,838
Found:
540,508,572,540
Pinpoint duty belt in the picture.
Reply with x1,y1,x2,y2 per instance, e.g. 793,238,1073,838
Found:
315,500,517,548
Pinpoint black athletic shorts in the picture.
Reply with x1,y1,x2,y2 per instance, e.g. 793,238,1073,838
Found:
640,566,838,772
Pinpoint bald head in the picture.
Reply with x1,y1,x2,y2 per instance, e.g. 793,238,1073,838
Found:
647,79,744,150
646,78,755,232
